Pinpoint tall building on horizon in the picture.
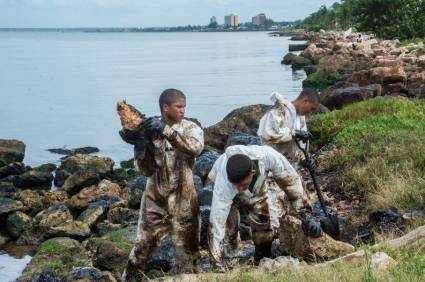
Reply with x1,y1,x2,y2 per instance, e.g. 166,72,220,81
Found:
210,16,217,24
252,13,266,26
224,14,238,28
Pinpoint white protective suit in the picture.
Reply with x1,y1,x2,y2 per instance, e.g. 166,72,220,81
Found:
208,145,304,264
257,92,307,163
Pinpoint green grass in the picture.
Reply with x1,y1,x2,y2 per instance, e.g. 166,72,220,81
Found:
308,98,425,210
303,72,338,90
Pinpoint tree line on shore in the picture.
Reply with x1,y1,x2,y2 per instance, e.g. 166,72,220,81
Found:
296,0,425,40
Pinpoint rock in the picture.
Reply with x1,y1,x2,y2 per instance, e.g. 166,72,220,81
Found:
107,207,138,224
11,169,53,189
67,180,122,210
62,267,102,282
95,240,127,272
204,104,271,150
259,256,299,273
19,237,91,281
225,132,261,148
288,44,309,52
197,185,213,207
14,189,45,215
124,176,147,208
402,210,425,220
193,174,203,191
48,220,91,239
193,150,221,184
31,270,59,282
62,170,100,195
383,82,408,95
371,252,396,271
302,44,330,64
95,221,122,237
6,211,32,238
417,55,425,68
407,71,425,98
77,200,107,228
370,66,406,84
100,271,117,282
55,154,114,187
199,206,210,248
279,215,355,261
0,181,20,197
44,190,69,207
281,52,296,65
0,162,26,178
48,146,99,156
0,197,24,215
291,55,312,69
322,84,382,109
0,139,25,166
146,239,176,274
34,204,73,229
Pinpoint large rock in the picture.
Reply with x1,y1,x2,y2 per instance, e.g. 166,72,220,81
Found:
204,104,271,150
291,55,312,69
279,215,354,261
281,52,296,65
10,169,53,189
48,146,99,156
124,176,147,208
44,190,69,207
259,256,299,273
0,162,26,178
55,154,114,187
146,239,176,275
193,150,221,184
197,185,213,207
0,197,24,215
77,200,107,227
62,170,100,195
225,132,261,148
0,181,20,197
67,180,122,210
31,270,59,282
0,139,25,166
62,267,102,282
18,237,92,281
407,71,425,98
302,44,330,64
106,207,138,224
6,211,32,238
14,189,45,215
322,83,382,109
95,240,127,273
370,66,406,84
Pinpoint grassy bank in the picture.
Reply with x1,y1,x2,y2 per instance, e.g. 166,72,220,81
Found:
308,98,425,211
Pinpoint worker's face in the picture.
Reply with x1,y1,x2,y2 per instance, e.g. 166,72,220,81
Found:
163,97,186,123
299,99,319,115
234,169,256,193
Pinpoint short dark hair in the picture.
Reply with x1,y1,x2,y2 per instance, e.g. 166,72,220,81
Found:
226,154,253,184
159,89,186,112
297,88,321,104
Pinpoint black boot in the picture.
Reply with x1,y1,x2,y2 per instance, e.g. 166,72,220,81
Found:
254,241,272,264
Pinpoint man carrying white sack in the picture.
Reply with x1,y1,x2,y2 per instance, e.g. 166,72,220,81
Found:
207,145,322,271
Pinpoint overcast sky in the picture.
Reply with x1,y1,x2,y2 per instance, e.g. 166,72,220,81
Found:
0,0,338,28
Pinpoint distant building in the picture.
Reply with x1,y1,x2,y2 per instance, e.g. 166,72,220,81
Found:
210,16,217,25
225,14,238,28
252,13,266,26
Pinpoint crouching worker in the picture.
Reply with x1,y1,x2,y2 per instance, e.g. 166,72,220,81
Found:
119,89,204,281
207,145,322,271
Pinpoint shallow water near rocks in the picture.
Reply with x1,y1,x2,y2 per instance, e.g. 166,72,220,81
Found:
0,252,32,282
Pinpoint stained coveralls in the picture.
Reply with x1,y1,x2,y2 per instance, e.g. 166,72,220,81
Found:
122,119,204,281
208,145,304,265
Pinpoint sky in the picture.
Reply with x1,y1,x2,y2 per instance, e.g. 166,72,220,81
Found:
0,0,338,28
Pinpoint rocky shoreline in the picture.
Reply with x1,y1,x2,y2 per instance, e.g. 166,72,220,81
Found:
1,30,424,282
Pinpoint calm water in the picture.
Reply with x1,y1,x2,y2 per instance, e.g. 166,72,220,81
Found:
0,31,305,166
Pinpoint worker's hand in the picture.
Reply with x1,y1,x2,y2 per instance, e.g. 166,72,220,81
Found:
119,129,145,146
300,158,317,170
294,130,313,142
302,218,323,238
143,117,165,140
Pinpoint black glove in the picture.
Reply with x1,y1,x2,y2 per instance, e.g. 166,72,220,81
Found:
119,129,146,146
302,218,323,238
143,117,165,140
300,157,317,170
294,130,313,142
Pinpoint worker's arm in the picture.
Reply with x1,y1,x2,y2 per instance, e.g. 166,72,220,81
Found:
257,109,294,144
208,157,237,267
162,122,204,157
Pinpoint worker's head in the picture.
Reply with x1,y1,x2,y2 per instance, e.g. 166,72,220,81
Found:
226,154,256,192
293,88,321,115
159,89,186,123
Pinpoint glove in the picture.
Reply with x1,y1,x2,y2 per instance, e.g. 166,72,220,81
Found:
300,158,317,170
294,130,313,142
119,129,146,146
302,218,323,238
143,117,165,140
